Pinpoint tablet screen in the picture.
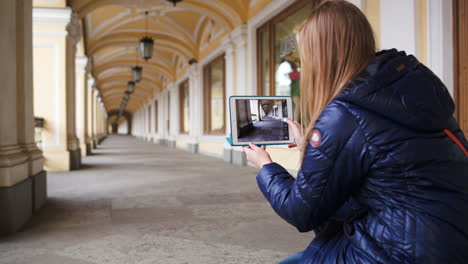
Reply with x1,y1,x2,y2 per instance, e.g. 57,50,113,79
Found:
229,96,293,145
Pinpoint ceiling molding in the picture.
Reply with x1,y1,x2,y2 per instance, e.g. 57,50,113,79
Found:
33,7,72,26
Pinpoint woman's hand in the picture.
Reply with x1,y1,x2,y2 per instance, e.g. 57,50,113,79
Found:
285,118,304,149
243,143,273,168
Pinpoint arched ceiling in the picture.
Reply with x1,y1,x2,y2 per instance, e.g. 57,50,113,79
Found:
70,0,257,114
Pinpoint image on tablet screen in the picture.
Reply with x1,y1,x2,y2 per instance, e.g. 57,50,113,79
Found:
236,99,289,142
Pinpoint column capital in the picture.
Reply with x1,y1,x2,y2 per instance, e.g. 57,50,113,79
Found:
221,35,235,57
66,11,81,45
87,76,95,88
166,82,176,92
76,56,88,73
85,57,93,74
230,24,248,48
33,7,72,26
188,63,200,78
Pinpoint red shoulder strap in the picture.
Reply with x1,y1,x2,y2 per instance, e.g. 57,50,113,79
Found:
443,129,468,157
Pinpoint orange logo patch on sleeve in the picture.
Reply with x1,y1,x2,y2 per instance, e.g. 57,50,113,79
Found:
310,129,322,147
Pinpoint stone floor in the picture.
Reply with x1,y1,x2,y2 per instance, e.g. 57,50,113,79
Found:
0,135,312,264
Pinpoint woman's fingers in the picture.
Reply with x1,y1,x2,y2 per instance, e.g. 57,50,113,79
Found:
248,143,261,150
285,118,296,128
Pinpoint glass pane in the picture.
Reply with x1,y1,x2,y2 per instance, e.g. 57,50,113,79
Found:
210,58,224,132
274,3,312,120
182,82,190,133
259,26,270,95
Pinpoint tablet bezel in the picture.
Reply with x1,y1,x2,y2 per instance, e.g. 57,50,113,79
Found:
229,96,294,146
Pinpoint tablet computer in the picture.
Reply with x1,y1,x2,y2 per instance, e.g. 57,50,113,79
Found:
229,96,294,146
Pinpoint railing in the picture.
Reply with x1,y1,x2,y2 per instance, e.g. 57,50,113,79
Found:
34,117,44,150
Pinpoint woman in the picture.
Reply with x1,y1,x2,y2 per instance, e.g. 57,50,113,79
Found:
243,1,468,263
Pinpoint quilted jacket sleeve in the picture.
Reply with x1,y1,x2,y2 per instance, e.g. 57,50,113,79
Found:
256,102,370,232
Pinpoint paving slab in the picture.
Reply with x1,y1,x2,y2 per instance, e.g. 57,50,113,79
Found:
0,135,312,264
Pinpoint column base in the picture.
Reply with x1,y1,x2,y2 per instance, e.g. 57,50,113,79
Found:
187,143,198,154
86,143,92,155
223,148,232,163
80,144,87,157
31,171,47,211
167,140,176,148
0,178,32,235
232,149,247,166
157,139,167,146
98,136,107,144
69,148,81,170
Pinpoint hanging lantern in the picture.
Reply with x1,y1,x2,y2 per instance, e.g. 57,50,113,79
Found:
167,0,182,6
139,37,153,61
140,11,154,61
132,66,143,82
127,81,136,94
132,46,143,82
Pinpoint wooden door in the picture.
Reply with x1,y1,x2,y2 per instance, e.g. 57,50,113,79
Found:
454,0,468,135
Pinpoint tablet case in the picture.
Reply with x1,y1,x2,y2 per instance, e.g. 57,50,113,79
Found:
227,95,294,147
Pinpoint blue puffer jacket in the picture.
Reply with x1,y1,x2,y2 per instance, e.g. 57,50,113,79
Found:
257,49,468,264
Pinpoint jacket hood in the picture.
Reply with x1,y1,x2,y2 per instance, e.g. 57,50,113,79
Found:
337,49,455,132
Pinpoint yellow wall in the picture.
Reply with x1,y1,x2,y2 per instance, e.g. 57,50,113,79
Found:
176,138,188,150
365,0,381,50
33,26,70,171
249,0,273,19
267,147,301,171
199,141,224,157
33,0,66,8
417,0,427,64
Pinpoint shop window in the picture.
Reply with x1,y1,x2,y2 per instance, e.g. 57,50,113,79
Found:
257,0,313,121
179,79,190,134
203,55,226,134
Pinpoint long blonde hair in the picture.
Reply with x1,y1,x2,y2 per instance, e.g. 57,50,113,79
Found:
298,0,375,157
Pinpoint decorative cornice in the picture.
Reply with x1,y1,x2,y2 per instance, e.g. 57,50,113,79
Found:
33,7,72,26
76,56,88,69
67,12,82,45
188,63,200,78
85,58,93,74
230,24,247,48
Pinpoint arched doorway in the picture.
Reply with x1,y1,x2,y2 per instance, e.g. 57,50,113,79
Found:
107,110,133,135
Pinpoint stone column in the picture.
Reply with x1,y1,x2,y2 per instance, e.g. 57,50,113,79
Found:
76,56,88,157
66,11,81,170
221,37,235,163
33,7,74,171
230,25,248,166
86,76,94,154
92,89,99,146
96,97,103,142
17,0,46,211
232,25,248,95
157,90,169,145
187,63,202,153
167,83,177,148
150,100,157,142
0,0,46,235
144,104,149,141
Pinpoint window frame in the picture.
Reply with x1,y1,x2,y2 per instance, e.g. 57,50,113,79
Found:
256,0,312,96
203,54,226,135
179,79,189,134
